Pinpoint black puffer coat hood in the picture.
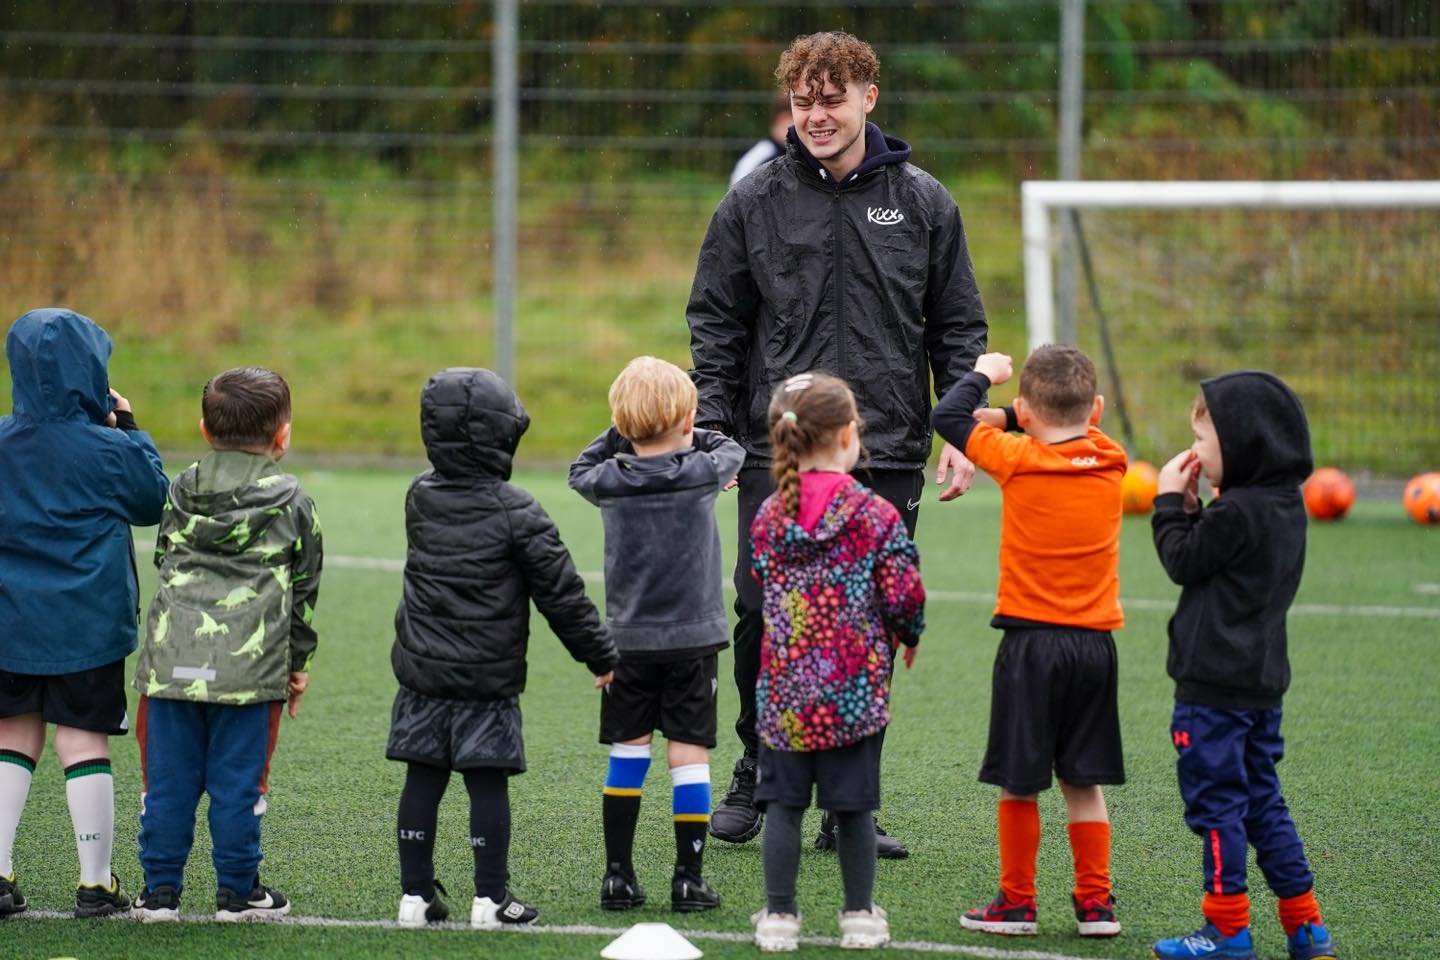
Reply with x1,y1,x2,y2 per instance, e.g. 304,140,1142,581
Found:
421,368,530,480
1200,370,1313,489
392,369,616,703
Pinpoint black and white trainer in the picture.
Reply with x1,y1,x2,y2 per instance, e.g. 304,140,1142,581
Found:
215,882,291,922
132,884,181,922
75,873,132,918
470,890,538,930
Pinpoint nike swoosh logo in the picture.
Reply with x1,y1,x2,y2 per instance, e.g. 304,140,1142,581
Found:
906,498,921,511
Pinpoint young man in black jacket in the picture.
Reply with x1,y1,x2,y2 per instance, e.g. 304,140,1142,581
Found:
687,30,988,855
1151,371,1337,960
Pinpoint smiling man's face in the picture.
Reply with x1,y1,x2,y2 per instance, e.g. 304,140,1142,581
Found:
789,75,877,180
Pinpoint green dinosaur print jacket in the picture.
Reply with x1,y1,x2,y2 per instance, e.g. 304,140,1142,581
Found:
135,450,322,705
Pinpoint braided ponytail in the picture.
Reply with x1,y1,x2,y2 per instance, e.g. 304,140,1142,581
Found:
767,372,861,519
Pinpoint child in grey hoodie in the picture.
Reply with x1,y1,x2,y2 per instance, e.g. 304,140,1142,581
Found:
569,356,744,915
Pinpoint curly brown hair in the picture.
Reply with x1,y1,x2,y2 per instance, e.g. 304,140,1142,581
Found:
774,32,880,97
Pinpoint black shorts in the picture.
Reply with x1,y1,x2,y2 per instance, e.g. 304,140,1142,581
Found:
0,660,130,735
754,732,882,813
386,688,525,773
979,627,1125,795
600,654,718,747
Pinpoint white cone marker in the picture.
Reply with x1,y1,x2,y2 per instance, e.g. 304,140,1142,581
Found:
600,922,704,960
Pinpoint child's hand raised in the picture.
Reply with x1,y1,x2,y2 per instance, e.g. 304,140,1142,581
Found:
594,670,614,689
1157,450,1200,499
974,353,1013,385
104,388,131,428
972,408,1007,429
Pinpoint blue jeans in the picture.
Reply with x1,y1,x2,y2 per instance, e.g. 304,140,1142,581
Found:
137,697,282,894
1171,701,1314,899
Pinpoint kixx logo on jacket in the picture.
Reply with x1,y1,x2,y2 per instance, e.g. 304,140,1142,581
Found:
867,206,904,225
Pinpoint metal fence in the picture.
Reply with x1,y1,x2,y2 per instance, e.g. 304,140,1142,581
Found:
0,0,1436,465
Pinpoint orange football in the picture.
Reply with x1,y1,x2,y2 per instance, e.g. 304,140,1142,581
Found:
1403,472,1440,526
1122,461,1159,514
1303,467,1355,521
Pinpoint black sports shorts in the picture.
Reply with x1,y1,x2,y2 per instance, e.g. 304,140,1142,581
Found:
754,731,882,813
0,659,130,735
978,626,1125,795
600,653,718,747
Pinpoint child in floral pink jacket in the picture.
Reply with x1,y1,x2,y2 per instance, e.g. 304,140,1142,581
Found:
748,372,925,952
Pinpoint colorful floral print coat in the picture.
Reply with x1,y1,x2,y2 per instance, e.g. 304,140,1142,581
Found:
751,478,925,752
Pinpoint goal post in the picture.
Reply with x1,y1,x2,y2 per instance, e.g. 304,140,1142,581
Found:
1023,180,1440,353
1018,180,1440,476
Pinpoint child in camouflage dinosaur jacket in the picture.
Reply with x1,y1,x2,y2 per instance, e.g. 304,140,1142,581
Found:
131,367,322,923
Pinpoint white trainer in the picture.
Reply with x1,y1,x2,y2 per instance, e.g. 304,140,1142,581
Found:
839,905,890,949
752,910,802,952
397,892,450,927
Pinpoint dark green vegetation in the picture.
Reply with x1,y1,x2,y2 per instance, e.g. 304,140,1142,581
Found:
6,469,1439,958
2,2,1437,472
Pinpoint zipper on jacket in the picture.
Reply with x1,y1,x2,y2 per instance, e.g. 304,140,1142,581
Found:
832,185,846,380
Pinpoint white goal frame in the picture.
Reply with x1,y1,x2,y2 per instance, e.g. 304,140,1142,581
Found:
1022,180,1440,353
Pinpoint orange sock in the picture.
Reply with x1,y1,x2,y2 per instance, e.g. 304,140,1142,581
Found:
998,799,1040,902
1277,889,1323,936
1067,820,1112,903
1202,891,1251,937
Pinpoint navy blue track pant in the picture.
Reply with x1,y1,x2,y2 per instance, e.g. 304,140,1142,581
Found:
1171,701,1314,899
137,697,282,894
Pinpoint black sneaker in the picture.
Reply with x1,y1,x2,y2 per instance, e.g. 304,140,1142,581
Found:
215,882,290,921
671,867,721,913
132,884,181,923
708,756,762,843
75,874,132,917
600,863,647,911
814,813,910,860
0,871,26,917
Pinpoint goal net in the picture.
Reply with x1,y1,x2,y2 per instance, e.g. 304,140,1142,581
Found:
1022,182,1440,478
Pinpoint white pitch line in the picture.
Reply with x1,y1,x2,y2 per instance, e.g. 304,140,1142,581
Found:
131,542,1440,620
20,910,1096,959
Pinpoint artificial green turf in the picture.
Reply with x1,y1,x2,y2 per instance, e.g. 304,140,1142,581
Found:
6,469,1439,959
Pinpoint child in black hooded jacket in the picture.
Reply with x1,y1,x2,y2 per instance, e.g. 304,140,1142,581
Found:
386,368,617,931
1149,371,1337,960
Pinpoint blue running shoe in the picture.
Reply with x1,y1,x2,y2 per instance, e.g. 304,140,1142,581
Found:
1287,921,1337,959
1153,923,1257,959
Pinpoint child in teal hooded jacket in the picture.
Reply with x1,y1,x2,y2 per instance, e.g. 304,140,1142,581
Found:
0,308,169,917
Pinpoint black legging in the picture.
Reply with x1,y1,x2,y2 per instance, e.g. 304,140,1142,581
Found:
397,762,510,901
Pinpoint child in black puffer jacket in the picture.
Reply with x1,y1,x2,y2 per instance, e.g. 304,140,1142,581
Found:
386,368,617,930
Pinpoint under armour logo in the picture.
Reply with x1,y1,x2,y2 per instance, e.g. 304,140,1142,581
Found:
1173,730,1191,749
867,206,904,225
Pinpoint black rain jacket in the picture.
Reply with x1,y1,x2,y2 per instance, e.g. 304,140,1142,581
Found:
687,122,988,469
391,368,617,702
1152,371,1313,709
